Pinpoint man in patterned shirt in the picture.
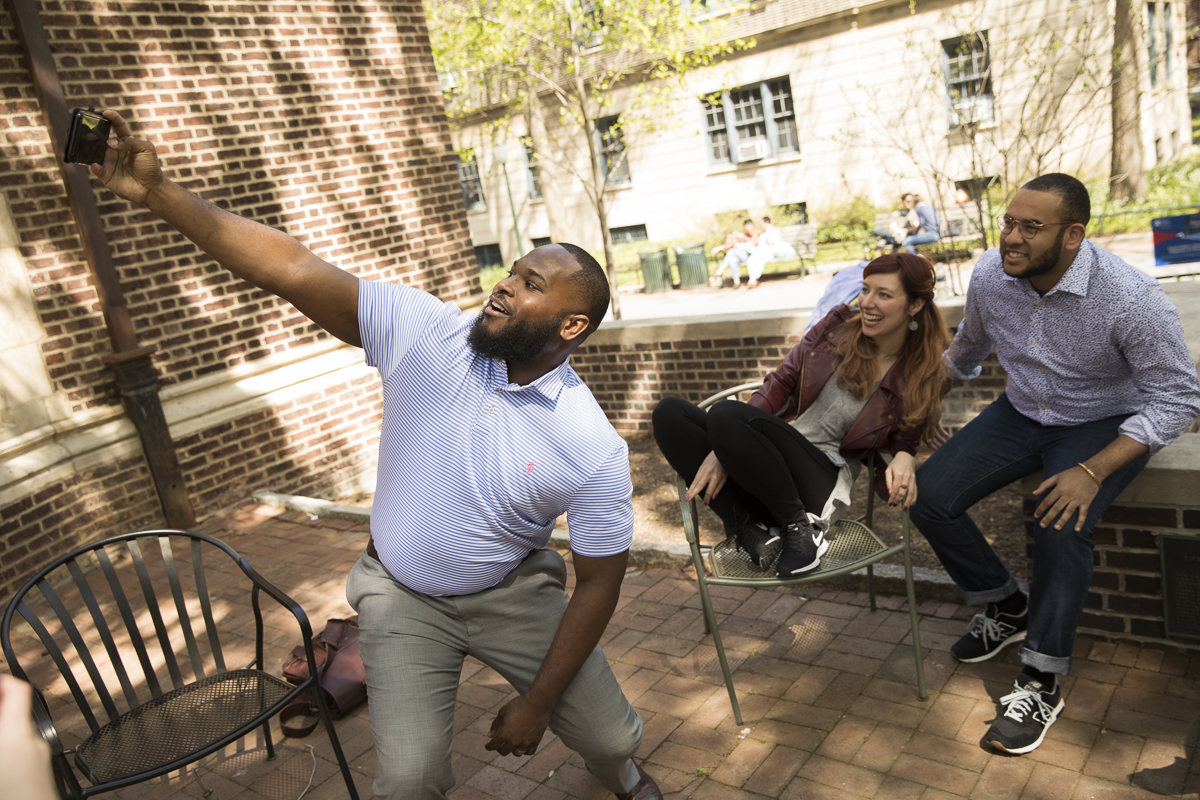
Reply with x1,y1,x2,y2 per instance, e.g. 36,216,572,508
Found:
92,111,663,800
912,173,1200,754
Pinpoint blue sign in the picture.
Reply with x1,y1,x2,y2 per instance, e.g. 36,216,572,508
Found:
1152,213,1200,266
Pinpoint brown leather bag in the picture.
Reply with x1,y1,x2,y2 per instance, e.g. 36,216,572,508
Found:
280,616,367,737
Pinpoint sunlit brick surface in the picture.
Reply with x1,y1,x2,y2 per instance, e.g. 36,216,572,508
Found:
7,505,1196,799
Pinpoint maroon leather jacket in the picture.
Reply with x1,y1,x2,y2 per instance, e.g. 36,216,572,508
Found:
746,304,924,498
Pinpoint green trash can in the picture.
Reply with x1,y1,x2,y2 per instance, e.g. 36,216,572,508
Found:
674,242,709,289
639,248,671,294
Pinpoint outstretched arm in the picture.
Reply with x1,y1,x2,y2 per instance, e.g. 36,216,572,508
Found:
93,110,361,347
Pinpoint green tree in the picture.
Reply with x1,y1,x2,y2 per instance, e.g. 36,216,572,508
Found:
425,0,751,318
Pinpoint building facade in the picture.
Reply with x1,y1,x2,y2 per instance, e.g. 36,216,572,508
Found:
0,1,481,598
452,0,1194,265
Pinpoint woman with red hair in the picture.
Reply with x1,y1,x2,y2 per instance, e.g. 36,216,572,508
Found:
653,253,951,576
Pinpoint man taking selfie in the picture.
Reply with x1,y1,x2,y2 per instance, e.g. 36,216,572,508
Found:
89,110,662,800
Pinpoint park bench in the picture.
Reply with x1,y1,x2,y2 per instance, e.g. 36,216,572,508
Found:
710,223,820,285
865,207,984,295
775,223,818,275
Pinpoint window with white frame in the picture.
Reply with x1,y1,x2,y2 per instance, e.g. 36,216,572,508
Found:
941,32,994,128
522,138,542,200
1165,3,1172,80
1149,3,1159,86
702,96,729,162
768,79,798,151
595,116,630,184
1150,2,1174,84
578,0,604,48
701,77,799,165
456,153,486,211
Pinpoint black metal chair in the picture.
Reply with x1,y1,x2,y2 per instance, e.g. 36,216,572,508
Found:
1,529,360,799
675,382,927,725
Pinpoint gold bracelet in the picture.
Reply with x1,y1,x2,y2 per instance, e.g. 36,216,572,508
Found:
1076,462,1102,488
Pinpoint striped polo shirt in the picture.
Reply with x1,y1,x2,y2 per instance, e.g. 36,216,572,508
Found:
358,279,634,597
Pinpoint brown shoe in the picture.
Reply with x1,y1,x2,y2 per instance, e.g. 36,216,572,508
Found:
616,764,663,800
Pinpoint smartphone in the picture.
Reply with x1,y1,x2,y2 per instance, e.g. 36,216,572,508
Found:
63,106,111,165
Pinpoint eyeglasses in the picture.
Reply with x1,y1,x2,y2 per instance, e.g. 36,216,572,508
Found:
997,214,1071,240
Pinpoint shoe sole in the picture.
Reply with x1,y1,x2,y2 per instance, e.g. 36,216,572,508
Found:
985,698,1064,754
954,630,1027,663
782,539,829,576
754,535,781,568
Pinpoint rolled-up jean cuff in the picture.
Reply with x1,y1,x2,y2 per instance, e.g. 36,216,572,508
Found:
961,575,1021,606
1019,645,1071,676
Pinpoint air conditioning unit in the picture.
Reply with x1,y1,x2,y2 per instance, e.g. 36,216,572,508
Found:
735,139,770,162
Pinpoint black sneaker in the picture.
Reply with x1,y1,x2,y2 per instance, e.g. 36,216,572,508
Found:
776,518,828,576
984,673,1063,754
731,520,781,569
951,602,1028,663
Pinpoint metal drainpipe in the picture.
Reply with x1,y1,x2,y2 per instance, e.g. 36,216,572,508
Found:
5,0,196,529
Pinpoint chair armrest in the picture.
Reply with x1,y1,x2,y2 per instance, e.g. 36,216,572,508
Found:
234,557,315,641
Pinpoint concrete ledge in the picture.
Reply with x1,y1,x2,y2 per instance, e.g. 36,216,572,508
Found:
586,299,968,347
253,492,373,522
254,491,963,601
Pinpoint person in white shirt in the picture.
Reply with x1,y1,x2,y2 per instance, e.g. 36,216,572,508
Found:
745,216,797,289
89,109,664,800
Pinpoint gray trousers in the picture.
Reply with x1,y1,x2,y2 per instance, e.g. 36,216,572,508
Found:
346,548,644,799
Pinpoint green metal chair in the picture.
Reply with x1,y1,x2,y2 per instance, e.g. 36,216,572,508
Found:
675,381,927,725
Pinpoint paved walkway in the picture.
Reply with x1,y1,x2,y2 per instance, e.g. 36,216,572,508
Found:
70,503,1200,800
607,231,1185,325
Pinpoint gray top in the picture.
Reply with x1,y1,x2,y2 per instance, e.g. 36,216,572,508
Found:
789,374,876,523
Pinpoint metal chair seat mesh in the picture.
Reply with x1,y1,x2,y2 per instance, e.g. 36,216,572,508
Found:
75,669,292,783
708,518,887,580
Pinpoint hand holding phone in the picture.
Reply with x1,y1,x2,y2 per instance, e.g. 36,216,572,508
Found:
63,105,112,165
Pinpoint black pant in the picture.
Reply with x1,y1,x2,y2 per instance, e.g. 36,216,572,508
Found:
652,396,839,530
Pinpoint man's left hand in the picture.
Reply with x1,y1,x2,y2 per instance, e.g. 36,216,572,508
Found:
485,694,552,757
1033,467,1100,532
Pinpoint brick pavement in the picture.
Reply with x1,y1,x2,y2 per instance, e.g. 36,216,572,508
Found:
9,503,1200,800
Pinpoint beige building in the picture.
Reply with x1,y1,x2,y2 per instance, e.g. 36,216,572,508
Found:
449,0,1193,266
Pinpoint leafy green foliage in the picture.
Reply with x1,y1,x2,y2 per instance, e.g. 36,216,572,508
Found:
812,195,887,244
1145,153,1200,207
1084,152,1200,234
425,0,753,317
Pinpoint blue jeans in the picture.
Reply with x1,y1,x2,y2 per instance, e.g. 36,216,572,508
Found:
910,394,1149,674
871,228,900,250
902,230,940,253
717,248,750,282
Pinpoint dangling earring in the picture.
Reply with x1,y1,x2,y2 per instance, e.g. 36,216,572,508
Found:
908,317,919,331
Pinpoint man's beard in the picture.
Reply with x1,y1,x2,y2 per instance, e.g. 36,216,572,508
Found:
1001,226,1066,279
467,310,566,364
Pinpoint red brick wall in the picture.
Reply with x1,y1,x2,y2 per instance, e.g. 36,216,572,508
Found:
0,371,384,599
1029,500,1200,646
0,456,161,598
572,333,1003,433
0,2,476,599
1,0,479,412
